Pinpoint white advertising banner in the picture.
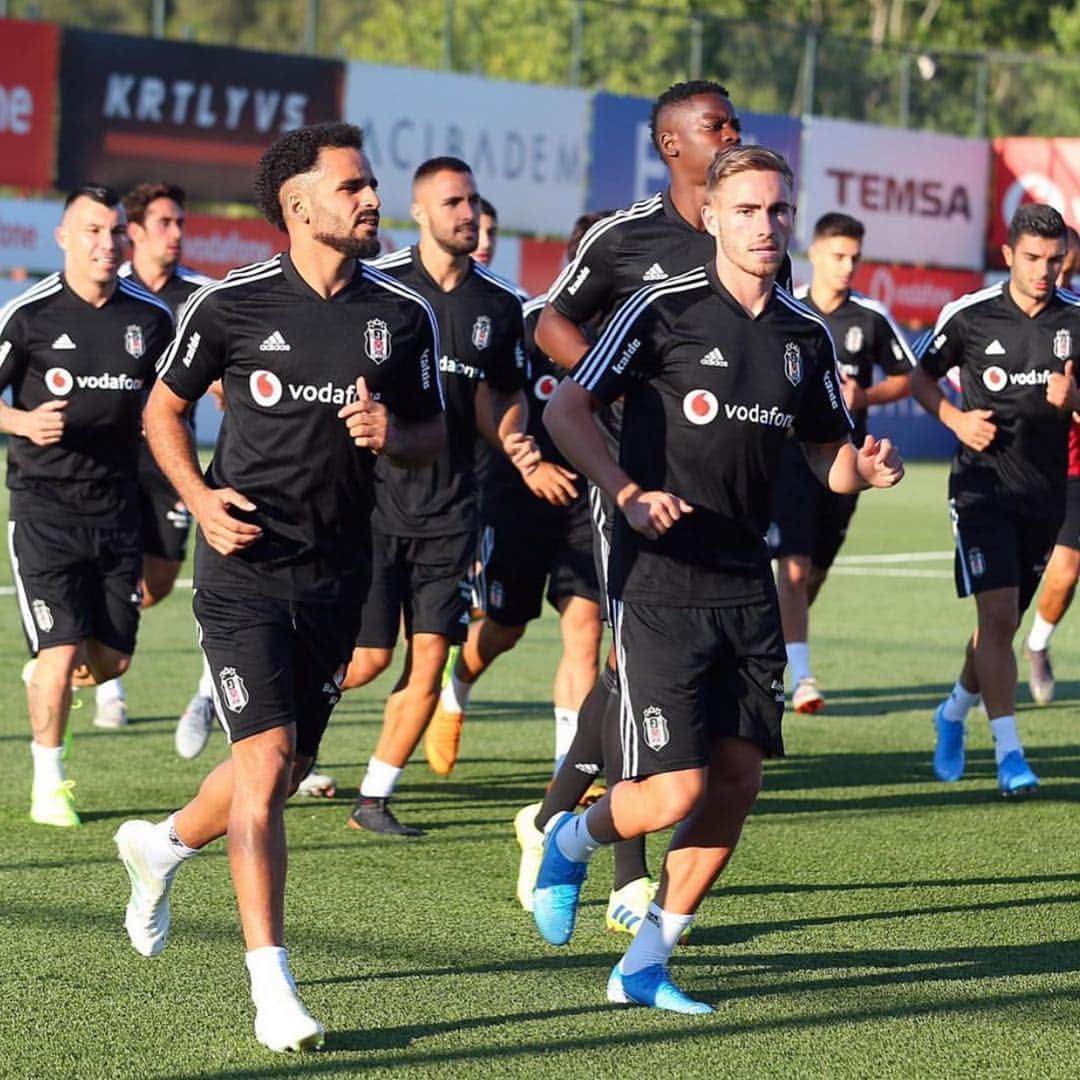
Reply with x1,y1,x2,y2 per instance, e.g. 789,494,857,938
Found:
799,117,989,270
345,63,590,235
0,197,63,272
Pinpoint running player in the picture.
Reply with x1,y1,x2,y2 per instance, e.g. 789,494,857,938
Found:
914,204,1080,796
428,213,609,784
535,146,902,1012
89,182,212,732
0,185,174,827
113,122,444,1051
515,80,751,928
1022,224,1080,703
770,212,915,713
343,156,538,837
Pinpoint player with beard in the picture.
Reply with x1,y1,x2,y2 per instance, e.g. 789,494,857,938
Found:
85,182,213,732
113,123,445,1050
342,157,538,837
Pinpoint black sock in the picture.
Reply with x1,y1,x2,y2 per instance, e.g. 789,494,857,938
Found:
535,664,617,830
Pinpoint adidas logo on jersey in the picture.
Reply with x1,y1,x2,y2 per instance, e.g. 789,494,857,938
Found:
984,339,1006,356
642,263,668,282
51,333,76,350
700,347,727,367
259,331,291,352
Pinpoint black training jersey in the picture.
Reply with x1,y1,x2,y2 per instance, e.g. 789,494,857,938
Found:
120,261,214,486
572,263,852,607
366,246,526,537
793,286,915,443
919,282,1080,518
0,273,174,526
158,253,443,603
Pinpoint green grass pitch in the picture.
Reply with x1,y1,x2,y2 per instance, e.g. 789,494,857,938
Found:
2,460,1080,1078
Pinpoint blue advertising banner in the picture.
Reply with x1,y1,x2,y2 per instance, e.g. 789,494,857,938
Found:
586,92,802,212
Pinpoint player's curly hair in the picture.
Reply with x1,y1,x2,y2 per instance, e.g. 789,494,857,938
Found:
649,80,732,153
253,122,365,233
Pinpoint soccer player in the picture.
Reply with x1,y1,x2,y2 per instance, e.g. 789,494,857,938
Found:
474,196,499,267
913,204,1080,796
430,214,609,785
113,122,444,1051
88,182,212,732
536,146,903,1012
1023,224,1080,703
0,185,174,827
516,80,750,926
342,156,538,837
771,212,915,713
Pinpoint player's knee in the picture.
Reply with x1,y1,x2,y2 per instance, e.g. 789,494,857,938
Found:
342,647,393,689
87,651,130,683
647,770,706,827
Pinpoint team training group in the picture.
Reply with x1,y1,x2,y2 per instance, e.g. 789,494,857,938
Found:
2,79,1078,1050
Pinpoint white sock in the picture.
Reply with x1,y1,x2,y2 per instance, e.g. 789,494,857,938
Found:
553,808,604,863
245,945,297,1006
30,741,64,788
621,902,696,977
989,715,1022,764
553,708,578,773
440,668,472,714
96,677,125,705
786,642,811,685
360,756,402,799
145,814,200,878
942,681,979,724
197,655,214,701
1027,613,1056,653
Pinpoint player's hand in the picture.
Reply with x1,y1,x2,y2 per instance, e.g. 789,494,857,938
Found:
1047,360,1079,411
19,399,67,446
855,434,904,489
621,488,693,540
339,376,389,453
504,432,541,477
840,373,867,412
524,461,579,506
951,408,996,451
207,379,226,412
192,488,262,556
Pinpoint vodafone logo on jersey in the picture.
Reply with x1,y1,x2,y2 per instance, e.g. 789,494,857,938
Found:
682,389,719,425
534,373,559,401
249,369,283,406
982,366,1007,392
45,366,73,396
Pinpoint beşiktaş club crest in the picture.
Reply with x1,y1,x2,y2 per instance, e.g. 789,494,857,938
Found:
31,599,54,632
1053,328,1072,360
472,314,492,351
364,319,391,364
844,325,863,353
642,705,670,751
219,667,249,712
784,341,802,386
124,323,145,359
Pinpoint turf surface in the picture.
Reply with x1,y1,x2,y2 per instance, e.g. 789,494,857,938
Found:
3,460,1080,1078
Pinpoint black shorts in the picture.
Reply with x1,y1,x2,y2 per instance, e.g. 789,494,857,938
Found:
1055,477,1080,551
611,596,786,778
193,588,357,757
768,440,858,570
8,518,142,657
589,484,615,624
480,490,599,627
354,530,473,648
950,499,1058,614
139,468,191,563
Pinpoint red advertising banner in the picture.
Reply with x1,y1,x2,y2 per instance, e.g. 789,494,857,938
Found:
853,262,985,330
58,30,342,203
988,138,1080,266
181,213,282,278
0,19,60,190
519,238,566,298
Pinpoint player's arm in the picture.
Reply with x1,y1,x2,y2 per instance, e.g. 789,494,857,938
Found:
339,375,445,466
911,311,996,451
802,436,904,494
545,297,691,541
535,306,591,371
0,319,67,446
1046,360,1080,412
